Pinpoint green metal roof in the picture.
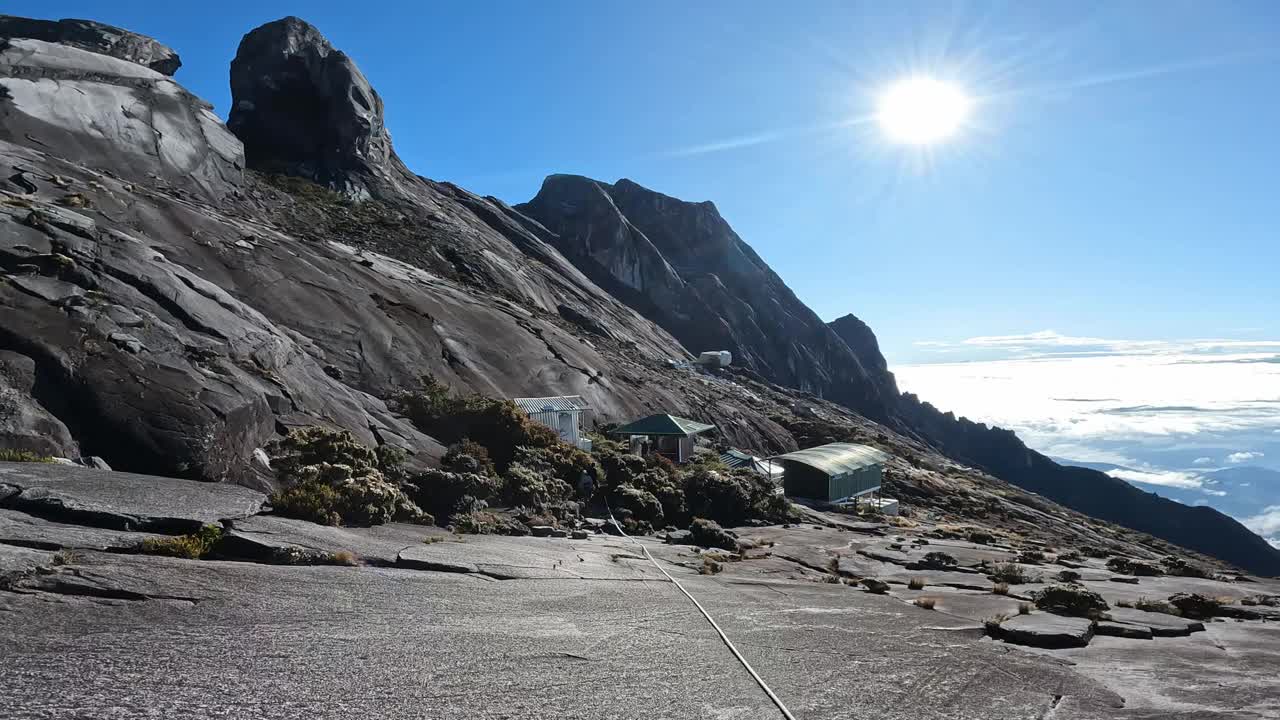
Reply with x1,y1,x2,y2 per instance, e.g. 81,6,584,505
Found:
611,414,716,437
772,443,889,477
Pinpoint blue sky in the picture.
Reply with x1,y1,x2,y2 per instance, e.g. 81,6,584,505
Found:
13,1,1280,364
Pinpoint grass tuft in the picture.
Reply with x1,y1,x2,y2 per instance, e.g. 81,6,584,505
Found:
992,582,1010,595
908,576,926,590
138,524,224,560
51,549,81,566
914,596,938,610
329,550,357,566
1018,601,1033,615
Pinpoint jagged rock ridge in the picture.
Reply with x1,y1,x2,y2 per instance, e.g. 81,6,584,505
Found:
517,175,898,423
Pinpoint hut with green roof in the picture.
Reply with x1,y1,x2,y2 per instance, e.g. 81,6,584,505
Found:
610,413,715,464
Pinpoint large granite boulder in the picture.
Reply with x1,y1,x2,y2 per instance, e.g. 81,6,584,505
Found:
227,16,408,200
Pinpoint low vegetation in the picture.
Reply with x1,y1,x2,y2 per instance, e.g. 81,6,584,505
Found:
914,597,938,610
1107,557,1163,577
267,427,431,527
1031,583,1109,618
988,562,1041,585
992,582,1010,595
908,576,926,590
51,549,80,566
688,518,739,551
1018,601,1033,615
0,449,55,463
139,524,224,560
1134,597,1181,616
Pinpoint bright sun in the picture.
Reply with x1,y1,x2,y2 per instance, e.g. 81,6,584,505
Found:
876,76,972,145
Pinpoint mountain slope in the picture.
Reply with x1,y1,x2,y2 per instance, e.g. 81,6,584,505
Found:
1,14,1277,574
0,15,794,486
516,176,898,423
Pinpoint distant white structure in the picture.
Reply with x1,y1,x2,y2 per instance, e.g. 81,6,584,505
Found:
697,350,732,367
512,395,591,450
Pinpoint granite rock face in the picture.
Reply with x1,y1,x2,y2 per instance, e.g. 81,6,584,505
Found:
517,175,898,423
0,15,795,489
227,16,410,200
0,28,241,203
0,15,181,75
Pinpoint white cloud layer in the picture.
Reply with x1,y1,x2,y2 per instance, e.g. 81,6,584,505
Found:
1106,468,1203,489
1227,451,1265,464
896,336,1280,447
1243,506,1280,538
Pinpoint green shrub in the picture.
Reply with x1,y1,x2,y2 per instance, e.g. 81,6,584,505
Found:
449,509,529,536
684,468,752,525
0,449,54,463
392,376,566,472
1032,583,1109,618
139,524,224,559
1107,557,1163,576
504,460,574,508
408,468,503,518
688,518,738,551
612,485,664,527
267,427,431,526
442,439,497,477
988,561,1041,585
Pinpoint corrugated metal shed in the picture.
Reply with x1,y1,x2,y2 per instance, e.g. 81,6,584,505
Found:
772,443,888,475
512,396,588,414
611,414,715,437
773,443,889,501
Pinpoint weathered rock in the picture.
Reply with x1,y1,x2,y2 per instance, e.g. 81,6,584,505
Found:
862,578,890,594
227,16,407,200
0,15,181,75
0,350,77,457
1105,607,1205,637
1110,575,1140,584
221,515,446,566
0,507,164,551
997,613,1094,649
0,462,265,532
1093,620,1154,640
0,36,241,201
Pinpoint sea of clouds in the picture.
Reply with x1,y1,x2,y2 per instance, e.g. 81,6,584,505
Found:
895,331,1280,547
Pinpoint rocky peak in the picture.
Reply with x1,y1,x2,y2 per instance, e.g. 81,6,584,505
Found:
227,16,406,200
0,15,181,75
828,313,899,395
518,175,900,423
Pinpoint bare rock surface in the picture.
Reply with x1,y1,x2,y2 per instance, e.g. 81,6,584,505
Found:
0,461,265,531
0,15,181,75
221,515,448,566
0,507,163,550
997,612,1095,648
1,541,1128,720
